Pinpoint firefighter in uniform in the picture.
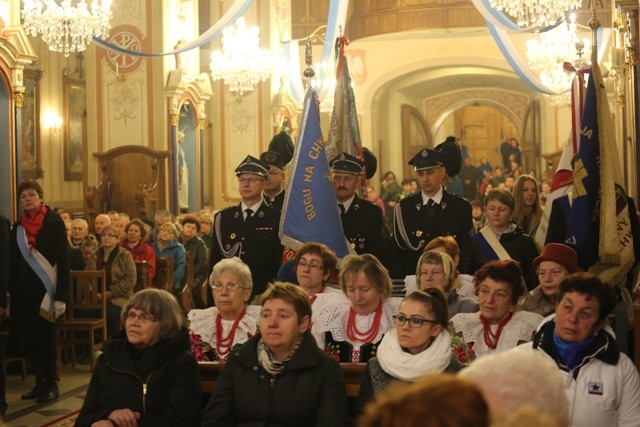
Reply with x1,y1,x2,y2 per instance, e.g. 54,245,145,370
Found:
209,155,283,303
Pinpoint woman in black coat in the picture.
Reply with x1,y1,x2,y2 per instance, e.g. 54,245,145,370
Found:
76,288,202,427
201,282,347,427
9,179,69,403
459,188,539,290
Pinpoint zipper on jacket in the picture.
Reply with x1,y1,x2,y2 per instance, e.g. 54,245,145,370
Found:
105,362,153,416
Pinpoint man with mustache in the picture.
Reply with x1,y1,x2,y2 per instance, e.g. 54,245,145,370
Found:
330,152,389,266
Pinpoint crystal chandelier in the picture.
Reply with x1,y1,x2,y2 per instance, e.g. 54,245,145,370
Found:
210,18,272,96
526,15,590,94
22,0,112,57
489,0,581,28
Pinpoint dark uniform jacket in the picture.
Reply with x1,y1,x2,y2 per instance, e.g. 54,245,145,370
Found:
340,195,389,266
209,203,283,298
75,328,202,427
459,222,539,290
263,190,285,211
201,332,347,427
390,190,473,279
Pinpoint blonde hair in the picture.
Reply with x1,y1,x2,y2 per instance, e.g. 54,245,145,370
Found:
339,254,392,299
512,175,542,234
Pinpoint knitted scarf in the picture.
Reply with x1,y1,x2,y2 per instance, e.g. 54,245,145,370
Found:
21,203,47,249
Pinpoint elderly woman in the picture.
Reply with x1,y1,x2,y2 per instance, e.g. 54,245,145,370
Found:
357,288,462,414
407,250,478,317
201,282,347,426
459,188,539,290
423,236,476,301
180,215,209,307
188,257,260,361
87,224,137,337
121,218,156,280
520,243,578,316
512,175,543,238
294,242,340,303
450,260,542,361
198,211,215,251
153,222,186,294
9,179,70,403
75,289,202,427
312,254,400,363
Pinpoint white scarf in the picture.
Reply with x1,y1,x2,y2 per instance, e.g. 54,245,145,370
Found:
376,328,453,382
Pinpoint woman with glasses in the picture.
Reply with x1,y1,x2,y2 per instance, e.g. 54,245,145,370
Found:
86,224,137,337
406,250,478,317
356,288,462,415
188,257,260,361
153,222,186,294
450,260,542,362
294,242,340,303
76,288,202,427
312,254,401,363
520,243,578,316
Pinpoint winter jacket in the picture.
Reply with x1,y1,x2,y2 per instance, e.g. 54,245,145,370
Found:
201,332,347,427
75,328,202,427
153,239,186,291
86,245,136,308
121,240,156,280
528,319,640,426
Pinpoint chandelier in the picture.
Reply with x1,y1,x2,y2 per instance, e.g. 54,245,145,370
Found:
526,15,590,94
210,17,272,96
22,0,112,57
489,0,581,28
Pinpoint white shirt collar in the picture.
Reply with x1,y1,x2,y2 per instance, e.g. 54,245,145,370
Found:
421,186,443,205
241,200,262,217
338,195,356,212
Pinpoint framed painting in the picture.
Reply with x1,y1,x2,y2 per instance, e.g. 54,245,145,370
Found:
21,69,43,179
64,78,87,181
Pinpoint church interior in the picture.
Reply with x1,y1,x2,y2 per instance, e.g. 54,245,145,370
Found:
0,0,636,221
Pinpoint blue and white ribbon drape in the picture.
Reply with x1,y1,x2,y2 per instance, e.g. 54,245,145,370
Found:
471,0,610,95
282,0,349,104
92,0,254,57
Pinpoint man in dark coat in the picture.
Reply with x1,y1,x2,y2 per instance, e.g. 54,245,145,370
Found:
390,143,473,279
260,131,294,211
330,152,389,266
209,155,283,301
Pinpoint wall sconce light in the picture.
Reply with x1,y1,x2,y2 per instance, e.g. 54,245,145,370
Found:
43,111,62,135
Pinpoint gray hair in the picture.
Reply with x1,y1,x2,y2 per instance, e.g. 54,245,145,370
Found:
71,218,88,230
209,257,253,291
460,347,569,425
121,288,185,339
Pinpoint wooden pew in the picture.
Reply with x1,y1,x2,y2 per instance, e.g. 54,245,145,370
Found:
199,362,366,397
152,257,175,292
134,261,152,293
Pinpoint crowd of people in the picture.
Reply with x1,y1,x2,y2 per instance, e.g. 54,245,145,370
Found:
0,130,639,426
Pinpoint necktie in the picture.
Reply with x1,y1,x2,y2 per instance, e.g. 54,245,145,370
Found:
339,204,346,218
426,199,436,219
244,208,254,223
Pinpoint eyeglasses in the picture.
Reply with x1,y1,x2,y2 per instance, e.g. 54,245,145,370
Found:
101,234,118,239
238,177,263,184
296,259,324,270
392,315,438,328
211,283,247,292
126,312,160,323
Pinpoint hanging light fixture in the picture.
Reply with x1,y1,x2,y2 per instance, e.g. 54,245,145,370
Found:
526,14,590,95
489,0,581,28
21,0,112,57
210,17,272,96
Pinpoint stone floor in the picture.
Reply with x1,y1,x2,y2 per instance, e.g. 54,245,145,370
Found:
3,362,91,427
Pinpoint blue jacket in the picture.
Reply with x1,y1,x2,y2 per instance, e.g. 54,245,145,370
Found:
154,240,186,291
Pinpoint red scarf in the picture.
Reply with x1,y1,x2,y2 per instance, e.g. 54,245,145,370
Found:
21,203,47,248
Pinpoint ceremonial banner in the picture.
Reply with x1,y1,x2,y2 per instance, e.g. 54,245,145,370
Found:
565,64,633,285
280,89,351,260
325,37,363,162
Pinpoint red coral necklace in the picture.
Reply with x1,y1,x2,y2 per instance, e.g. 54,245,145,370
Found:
346,304,383,343
480,313,513,349
216,308,246,356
